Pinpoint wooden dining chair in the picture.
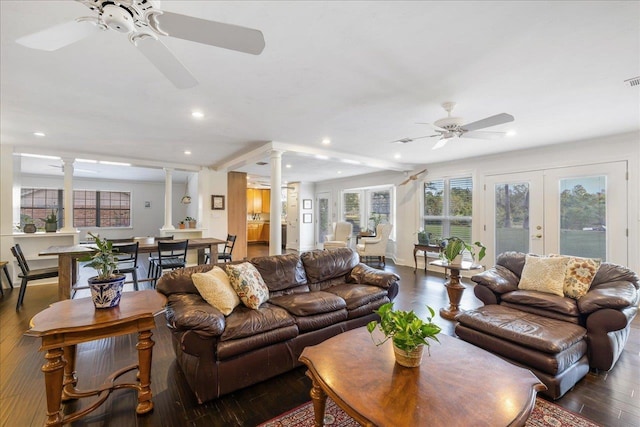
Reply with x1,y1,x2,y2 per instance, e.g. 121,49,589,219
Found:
10,244,59,309
204,234,237,264
0,260,14,297
148,240,188,287
112,242,140,291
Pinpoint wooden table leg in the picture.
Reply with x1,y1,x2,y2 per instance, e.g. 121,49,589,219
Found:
57,254,74,300
135,330,155,414
440,268,465,320
413,247,418,273
309,375,327,427
61,345,77,401
42,347,66,427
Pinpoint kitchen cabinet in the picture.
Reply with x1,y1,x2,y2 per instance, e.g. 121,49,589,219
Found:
247,223,261,242
260,223,270,242
247,189,271,214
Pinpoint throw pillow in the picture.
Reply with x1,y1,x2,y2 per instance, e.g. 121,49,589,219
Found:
550,254,601,299
191,266,240,315
518,255,569,297
227,262,270,309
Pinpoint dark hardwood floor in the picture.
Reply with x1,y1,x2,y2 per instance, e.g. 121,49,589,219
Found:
1,243,638,426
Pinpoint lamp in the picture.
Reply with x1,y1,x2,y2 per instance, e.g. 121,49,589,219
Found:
181,176,191,204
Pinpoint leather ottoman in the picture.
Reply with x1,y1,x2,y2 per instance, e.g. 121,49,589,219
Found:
455,305,590,399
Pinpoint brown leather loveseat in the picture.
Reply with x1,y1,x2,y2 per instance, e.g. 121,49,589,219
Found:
156,248,399,403
455,252,638,399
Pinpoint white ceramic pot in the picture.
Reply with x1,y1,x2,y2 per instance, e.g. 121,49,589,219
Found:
88,275,126,309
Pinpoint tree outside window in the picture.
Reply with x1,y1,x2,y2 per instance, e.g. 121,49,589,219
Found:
423,177,473,243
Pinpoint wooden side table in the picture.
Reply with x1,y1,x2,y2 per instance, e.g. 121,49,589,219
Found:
413,243,442,273
25,290,166,427
429,260,482,320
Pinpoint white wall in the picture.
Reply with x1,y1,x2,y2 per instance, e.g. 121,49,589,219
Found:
198,168,229,241
317,132,640,273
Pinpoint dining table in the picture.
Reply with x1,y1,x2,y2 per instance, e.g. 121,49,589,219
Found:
40,237,226,301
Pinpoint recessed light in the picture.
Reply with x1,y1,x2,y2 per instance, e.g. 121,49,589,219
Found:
322,138,331,145
337,171,342,174
285,164,292,168
191,111,204,119
394,153,401,159
33,132,46,137
506,130,517,137
184,150,192,155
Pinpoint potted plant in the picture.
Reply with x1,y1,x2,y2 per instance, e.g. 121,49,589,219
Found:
416,228,431,245
178,221,186,229
42,210,58,232
367,302,441,367
440,236,486,265
23,216,36,233
83,233,126,308
185,216,197,228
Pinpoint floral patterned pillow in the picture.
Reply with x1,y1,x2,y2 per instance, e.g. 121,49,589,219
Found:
550,254,601,299
226,262,270,309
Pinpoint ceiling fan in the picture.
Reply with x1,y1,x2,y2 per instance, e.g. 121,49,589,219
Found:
15,0,266,89
399,168,427,186
391,102,514,150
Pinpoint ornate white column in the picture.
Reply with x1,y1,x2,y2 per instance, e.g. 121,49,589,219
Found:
162,168,175,230
60,158,77,232
269,150,283,255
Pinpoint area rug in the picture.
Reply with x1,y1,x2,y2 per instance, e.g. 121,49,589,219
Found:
258,396,600,427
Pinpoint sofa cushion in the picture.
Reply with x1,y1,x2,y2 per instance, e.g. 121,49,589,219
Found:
324,284,388,310
191,266,240,316
227,262,270,309
518,255,568,297
349,263,400,289
455,305,586,354
269,291,346,316
221,303,295,341
250,252,307,292
217,325,300,360
500,290,580,317
301,248,359,284
293,309,349,332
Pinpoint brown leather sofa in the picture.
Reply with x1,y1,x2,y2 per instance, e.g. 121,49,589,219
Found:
156,248,399,403
455,252,639,399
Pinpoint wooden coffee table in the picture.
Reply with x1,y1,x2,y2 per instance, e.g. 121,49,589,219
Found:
25,290,166,427
299,327,545,427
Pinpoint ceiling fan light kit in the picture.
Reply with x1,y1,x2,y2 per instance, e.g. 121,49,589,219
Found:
16,0,266,89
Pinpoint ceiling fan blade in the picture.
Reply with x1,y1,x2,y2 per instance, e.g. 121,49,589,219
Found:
154,11,265,55
16,20,102,51
462,131,506,140
134,36,198,89
399,177,412,186
432,138,450,150
390,135,435,144
461,113,514,132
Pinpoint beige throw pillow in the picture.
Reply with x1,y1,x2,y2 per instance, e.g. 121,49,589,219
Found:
227,262,270,309
192,266,240,315
518,255,569,297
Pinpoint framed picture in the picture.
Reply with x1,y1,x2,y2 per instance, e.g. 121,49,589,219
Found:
303,199,312,210
211,195,225,210
303,213,312,223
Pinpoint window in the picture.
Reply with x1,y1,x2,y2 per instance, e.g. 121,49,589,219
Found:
342,186,394,235
423,177,473,242
74,190,131,227
20,188,63,229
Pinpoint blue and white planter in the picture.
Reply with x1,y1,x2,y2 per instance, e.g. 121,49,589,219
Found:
88,275,126,308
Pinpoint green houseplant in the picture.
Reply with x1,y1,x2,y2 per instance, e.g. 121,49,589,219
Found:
83,233,126,308
367,302,441,367
42,210,58,232
185,216,197,228
440,236,486,264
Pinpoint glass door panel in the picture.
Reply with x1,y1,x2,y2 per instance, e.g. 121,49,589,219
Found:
494,182,531,255
317,192,331,247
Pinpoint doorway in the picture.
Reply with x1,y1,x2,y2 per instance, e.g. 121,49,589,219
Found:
485,162,627,265
316,192,331,248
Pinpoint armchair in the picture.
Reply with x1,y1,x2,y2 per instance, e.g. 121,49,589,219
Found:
324,222,353,250
356,223,393,266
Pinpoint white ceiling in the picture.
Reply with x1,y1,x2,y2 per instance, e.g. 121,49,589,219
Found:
1,1,639,183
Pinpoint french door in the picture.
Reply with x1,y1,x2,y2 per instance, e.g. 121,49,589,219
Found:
485,162,628,265
316,192,331,248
